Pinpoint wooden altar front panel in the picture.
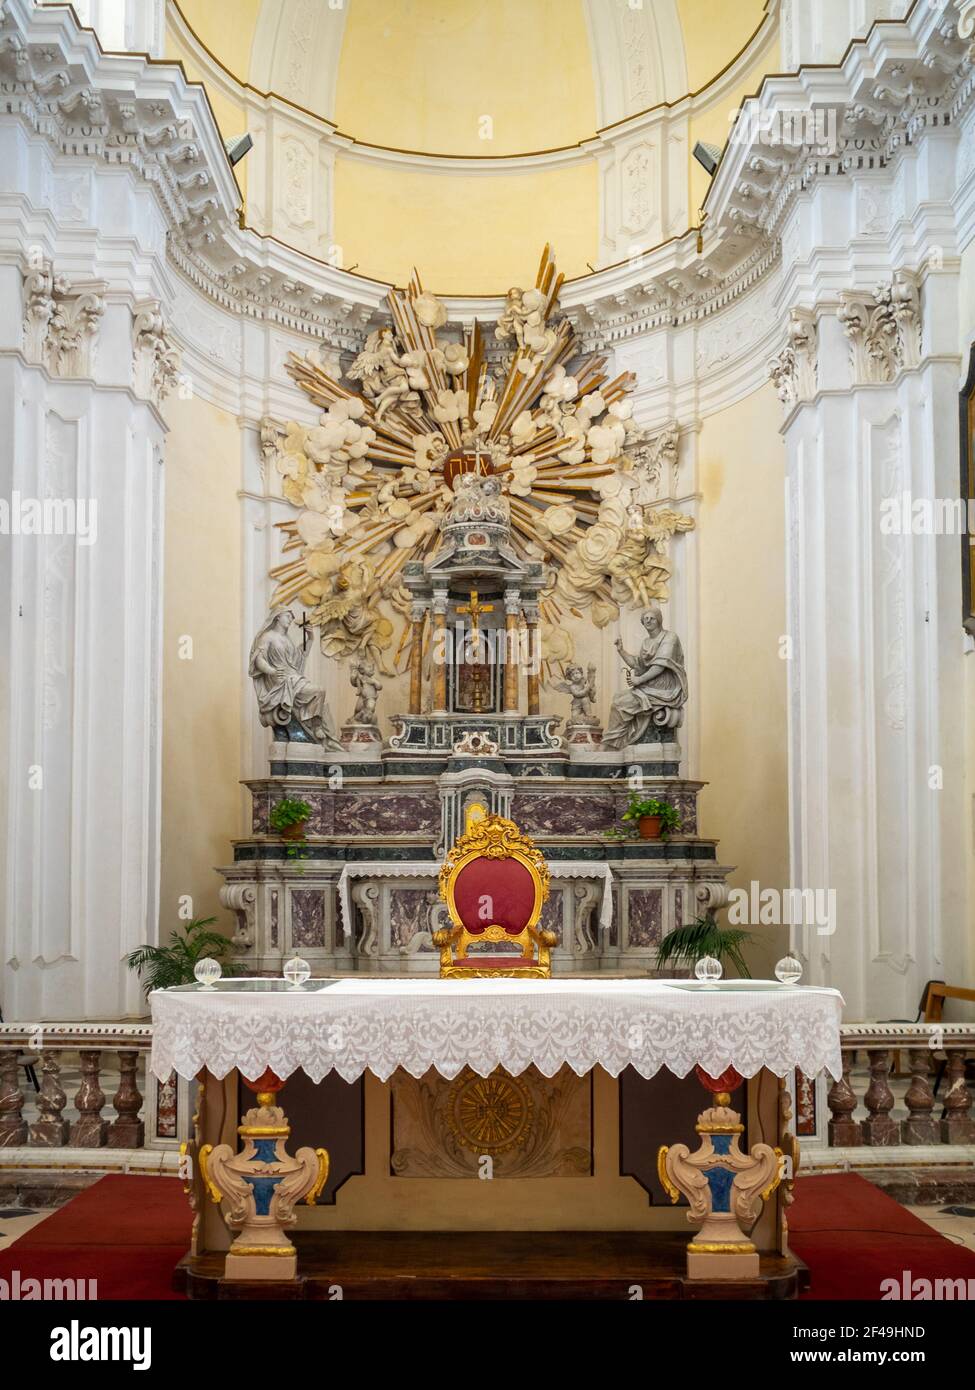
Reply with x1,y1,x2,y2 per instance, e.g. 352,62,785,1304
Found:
190,1065,784,1246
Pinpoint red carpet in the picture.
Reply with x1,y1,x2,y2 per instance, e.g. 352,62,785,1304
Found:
789,1172,975,1299
0,1175,191,1300
1,1172,972,1299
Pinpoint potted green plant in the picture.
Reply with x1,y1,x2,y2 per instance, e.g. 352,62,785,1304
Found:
269,795,312,866
125,917,242,995
656,912,755,978
621,793,682,841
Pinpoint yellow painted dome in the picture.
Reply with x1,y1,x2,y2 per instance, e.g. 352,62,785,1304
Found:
174,0,769,156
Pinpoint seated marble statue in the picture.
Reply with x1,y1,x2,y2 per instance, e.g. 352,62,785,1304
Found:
603,605,688,748
248,608,342,748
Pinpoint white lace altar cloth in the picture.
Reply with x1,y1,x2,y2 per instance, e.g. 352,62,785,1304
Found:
335,861,615,935
150,978,843,1086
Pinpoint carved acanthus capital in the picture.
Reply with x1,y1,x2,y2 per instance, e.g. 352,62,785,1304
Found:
23,261,105,378
838,270,921,384
768,307,818,406
133,299,181,405
258,416,285,482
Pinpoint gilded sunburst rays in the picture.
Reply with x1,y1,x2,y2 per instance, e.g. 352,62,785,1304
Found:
269,245,693,671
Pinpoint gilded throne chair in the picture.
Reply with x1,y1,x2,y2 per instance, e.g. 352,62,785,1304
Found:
434,812,557,978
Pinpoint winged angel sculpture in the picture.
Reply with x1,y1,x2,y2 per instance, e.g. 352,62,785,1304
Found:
268,246,694,674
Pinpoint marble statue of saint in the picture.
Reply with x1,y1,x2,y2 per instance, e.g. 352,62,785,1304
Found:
552,663,597,724
349,655,382,726
248,608,343,748
603,606,688,748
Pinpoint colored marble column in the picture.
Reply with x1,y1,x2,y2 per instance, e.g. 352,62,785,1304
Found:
432,590,448,714
503,590,520,713
408,606,425,716
524,602,540,716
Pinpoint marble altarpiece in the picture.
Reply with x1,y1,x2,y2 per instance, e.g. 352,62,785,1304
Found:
219,251,730,974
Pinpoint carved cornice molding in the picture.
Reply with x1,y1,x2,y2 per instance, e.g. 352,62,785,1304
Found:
22,257,105,377
707,0,975,252
2,0,973,381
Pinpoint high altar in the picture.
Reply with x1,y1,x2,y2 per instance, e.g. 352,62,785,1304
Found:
221,251,729,977
160,250,845,1299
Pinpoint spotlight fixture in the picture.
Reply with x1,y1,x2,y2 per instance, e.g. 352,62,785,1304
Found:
692,140,723,177
224,133,253,167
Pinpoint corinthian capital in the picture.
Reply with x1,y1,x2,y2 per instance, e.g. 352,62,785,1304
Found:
837,269,920,385
133,299,181,406
768,307,818,407
23,260,105,379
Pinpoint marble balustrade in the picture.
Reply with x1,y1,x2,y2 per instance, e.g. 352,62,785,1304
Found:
0,1024,188,1152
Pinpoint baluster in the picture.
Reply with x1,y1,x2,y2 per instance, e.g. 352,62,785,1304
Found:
69,1049,108,1147
940,1048,975,1144
107,1049,145,1148
29,1050,69,1146
0,1052,28,1147
827,1049,862,1146
901,1047,938,1144
860,1048,900,1145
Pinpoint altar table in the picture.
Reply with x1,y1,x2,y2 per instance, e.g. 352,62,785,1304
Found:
151,977,843,1300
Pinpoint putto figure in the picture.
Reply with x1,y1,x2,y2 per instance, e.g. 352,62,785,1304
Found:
248,608,343,748
552,663,597,724
349,654,382,726
603,606,688,747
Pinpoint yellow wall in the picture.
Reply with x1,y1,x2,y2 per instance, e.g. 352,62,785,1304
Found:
160,393,242,941
334,0,596,156
677,0,769,92
170,0,262,82
697,383,790,975
333,156,599,293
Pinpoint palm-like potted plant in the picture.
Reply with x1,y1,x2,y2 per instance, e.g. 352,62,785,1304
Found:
621,793,682,841
125,917,242,995
656,912,754,978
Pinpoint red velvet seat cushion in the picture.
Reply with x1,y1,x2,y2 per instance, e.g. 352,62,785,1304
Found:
453,856,537,934
450,956,537,969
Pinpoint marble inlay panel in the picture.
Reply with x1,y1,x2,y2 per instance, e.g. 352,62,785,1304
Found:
389,887,435,952
626,888,662,948
538,889,564,945
269,889,279,949
510,792,616,834
333,793,439,836
290,889,326,948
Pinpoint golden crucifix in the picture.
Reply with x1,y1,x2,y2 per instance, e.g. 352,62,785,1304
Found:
457,588,494,713
457,588,494,638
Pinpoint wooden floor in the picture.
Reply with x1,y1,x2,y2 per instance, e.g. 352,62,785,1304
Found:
175,1231,805,1300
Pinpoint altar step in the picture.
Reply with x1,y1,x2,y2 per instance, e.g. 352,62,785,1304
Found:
175,1231,805,1301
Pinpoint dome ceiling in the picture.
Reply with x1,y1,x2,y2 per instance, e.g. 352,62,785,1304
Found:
177,0,769,158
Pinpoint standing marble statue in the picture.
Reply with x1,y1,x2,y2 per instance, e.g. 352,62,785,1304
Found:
603,606,688,748
248,608,343,749
552,663,598,724
349,655,382,726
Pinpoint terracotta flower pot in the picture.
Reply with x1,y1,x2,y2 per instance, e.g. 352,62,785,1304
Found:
637,815,662,840
281,820,308,842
